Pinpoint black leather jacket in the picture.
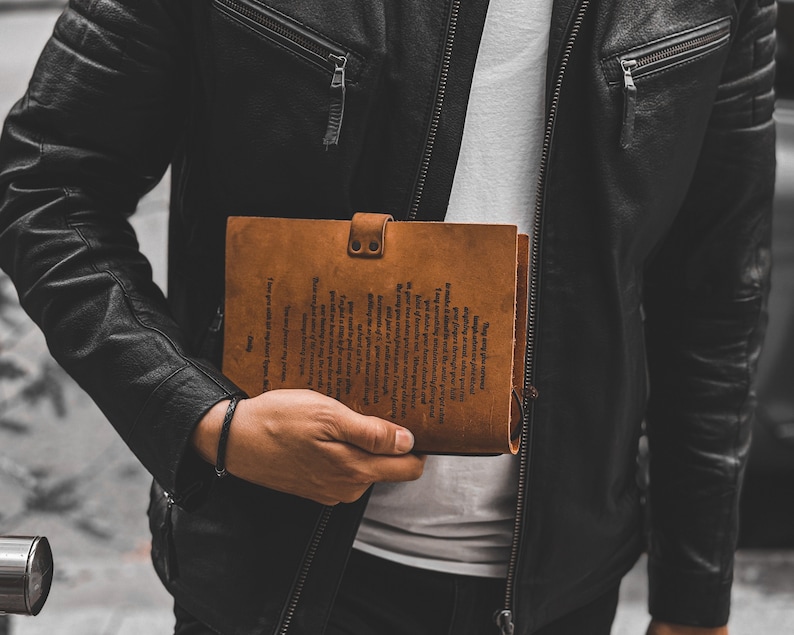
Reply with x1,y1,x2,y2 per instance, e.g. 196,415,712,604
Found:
0,0,776,633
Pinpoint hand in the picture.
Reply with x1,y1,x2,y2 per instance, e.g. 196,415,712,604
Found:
646,620,729,635
191,389,426,505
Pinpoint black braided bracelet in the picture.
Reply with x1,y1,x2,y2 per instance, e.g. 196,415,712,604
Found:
215,395,243,478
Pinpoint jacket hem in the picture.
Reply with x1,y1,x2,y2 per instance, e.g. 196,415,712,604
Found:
647,559,732,627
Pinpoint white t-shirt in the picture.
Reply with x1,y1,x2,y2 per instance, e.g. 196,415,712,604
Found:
354,0,553,578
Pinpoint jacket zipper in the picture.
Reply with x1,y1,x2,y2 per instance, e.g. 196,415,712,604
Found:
324,54,348,147
406,0,461,221
619,59,638,149
162,492,178,582
213,0,351,146
608,17,732,148
495,2,592,633
276,506,334,635
161,480,205,583
277,2,461,629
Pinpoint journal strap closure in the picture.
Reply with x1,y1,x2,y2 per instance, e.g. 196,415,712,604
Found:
348,212,393,258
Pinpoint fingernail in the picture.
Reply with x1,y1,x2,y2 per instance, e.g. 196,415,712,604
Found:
394,429,415,453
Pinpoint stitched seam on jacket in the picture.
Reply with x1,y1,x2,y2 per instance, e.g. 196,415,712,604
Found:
127,363,190,442
63,190,234,407
103,267,234,394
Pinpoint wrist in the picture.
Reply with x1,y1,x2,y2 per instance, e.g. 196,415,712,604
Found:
191,399,230,464
214,396,243,477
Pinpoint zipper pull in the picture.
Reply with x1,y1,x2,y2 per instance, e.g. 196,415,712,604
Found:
161,492,179,582
200,302,225,360
323,54,348,148
209,302,224,334
495,609,515,635
620,59,637,149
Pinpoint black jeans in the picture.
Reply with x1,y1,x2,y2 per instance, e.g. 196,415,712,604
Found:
174,549,619,635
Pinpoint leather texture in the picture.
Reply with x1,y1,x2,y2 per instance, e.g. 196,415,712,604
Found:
0,0,777,632
347,212,392,258
223,215,525,454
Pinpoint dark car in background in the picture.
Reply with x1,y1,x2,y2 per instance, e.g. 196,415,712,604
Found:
739,0,794,548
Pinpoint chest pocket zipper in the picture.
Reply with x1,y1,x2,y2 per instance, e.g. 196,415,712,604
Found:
602,16,732,148
212,0,356,147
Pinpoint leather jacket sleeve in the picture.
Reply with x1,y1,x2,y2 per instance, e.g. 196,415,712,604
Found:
0,0,239,507
642,0,777,627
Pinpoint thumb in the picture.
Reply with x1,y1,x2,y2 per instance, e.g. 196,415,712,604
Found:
335,411,416,455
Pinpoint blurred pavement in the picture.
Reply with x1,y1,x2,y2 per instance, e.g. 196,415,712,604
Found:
0,4,793,634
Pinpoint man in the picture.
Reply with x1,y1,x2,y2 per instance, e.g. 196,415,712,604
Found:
0,0,776,633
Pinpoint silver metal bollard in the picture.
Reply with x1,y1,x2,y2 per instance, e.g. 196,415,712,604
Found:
0,537,53,616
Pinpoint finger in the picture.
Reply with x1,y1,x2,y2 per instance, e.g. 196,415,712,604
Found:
333,410,416,455
361,453,426,483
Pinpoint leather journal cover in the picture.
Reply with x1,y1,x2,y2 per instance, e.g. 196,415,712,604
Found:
222,213,529,455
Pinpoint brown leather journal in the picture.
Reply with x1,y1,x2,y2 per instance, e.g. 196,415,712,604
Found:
222,213,529,455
